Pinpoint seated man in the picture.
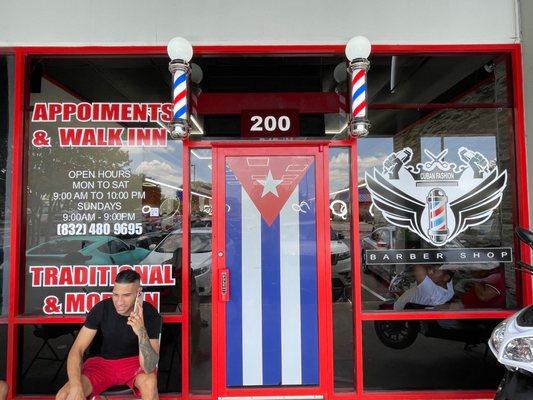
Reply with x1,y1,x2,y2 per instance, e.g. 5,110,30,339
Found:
0,380,7,400
56,270,162,400
394,264,454,310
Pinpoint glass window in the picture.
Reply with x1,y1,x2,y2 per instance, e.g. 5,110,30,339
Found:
363,319,505,390
329,147,354,389
360,109,517,311
18,323,181,394
0,55,14,316
0,324,6,381
18,324,80,394
23,57,183,315
367,54,510,105
189,149,212,393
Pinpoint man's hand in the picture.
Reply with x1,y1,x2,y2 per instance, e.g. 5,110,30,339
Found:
65,381,85,400
127,296,145,336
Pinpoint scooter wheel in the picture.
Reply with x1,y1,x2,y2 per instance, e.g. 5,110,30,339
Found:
374,320,419,349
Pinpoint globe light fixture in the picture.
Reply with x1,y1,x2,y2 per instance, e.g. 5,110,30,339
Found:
167,37,194,139
345,36,371,138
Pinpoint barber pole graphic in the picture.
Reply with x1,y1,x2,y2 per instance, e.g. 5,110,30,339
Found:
350,68,367,119
225,156,319,387
427,188,449,244
172,69,188,120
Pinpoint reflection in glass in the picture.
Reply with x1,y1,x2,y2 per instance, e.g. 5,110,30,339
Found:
364,320,504,390
359,107,516,311
18,324,80,394
189,149,212,393
0,55,14,315
24,58,183,315
0,324,6,380
329,147,354,389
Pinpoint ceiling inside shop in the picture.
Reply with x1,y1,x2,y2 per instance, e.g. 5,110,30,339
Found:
34,54,506,137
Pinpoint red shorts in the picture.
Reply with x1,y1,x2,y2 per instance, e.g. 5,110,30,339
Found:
82,356,144,396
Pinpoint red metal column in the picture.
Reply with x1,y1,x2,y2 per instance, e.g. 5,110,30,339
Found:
6,49,26,400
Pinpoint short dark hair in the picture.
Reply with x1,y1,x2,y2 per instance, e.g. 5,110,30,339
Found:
115,269,141,285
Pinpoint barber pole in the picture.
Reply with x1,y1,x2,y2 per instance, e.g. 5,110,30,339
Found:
347,59,370,137
172,68,188,121
167,37,193,138
168,61,191,138
345,36,371,138
427,188,449,244
350,68,367,119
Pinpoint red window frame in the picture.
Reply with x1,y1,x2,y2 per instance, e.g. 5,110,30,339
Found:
2,43,530,400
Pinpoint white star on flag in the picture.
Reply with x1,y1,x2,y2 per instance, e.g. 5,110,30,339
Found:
257,170,283,197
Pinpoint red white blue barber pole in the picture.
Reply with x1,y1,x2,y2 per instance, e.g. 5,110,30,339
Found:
345,36,371,138
167,37,194,139
427,188,449,244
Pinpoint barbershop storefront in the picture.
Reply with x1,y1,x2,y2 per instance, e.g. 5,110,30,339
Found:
0,17,531,400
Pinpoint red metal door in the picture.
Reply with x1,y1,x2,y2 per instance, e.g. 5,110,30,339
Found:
212,144,331,398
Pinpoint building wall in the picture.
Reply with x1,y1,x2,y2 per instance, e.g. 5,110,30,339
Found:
0,0,521,46
519,0,533,228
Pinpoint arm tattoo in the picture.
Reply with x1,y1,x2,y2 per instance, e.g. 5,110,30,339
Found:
138,327,159,373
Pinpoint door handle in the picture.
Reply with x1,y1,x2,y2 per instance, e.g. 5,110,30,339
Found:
219,269,230,302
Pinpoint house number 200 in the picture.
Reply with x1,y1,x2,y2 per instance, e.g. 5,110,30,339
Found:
250,115,291,132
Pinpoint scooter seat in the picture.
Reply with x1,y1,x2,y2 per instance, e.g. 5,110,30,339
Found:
516,227,533,247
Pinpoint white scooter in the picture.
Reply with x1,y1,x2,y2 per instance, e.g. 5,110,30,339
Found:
488,227,533,399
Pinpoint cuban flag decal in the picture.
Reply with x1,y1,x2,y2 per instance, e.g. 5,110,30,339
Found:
225,155,319,387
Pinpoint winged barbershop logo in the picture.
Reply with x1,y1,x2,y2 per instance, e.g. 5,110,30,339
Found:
365,147,507,247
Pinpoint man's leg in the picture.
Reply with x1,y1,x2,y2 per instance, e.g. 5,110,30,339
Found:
0,380,8,400
55,375,93,400
134,372,158,400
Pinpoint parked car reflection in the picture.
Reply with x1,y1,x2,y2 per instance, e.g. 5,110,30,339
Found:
26,235,150,265
140,228,212,296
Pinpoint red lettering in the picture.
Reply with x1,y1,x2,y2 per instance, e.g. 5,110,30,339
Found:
152,128,167,146
162,264,176,285
83,128,97,146
32,103,49,121
148,265,164,285
73,266,88,285
108,128,124,145
120,103,132,120
29,266,44,286
58,266,74,286
161,103,173,122
89,265,97,286
86,293,101,311
96,265,111,285
147,103,161,121
58,128,84,146
48,103,62,121
78,103,92,121
65,293,85,313
133,265,149,285
62,103,77,121
131,103,148,121
44,267,58,286
100,103,120,121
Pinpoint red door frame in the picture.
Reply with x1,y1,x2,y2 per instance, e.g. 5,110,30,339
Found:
2,44,530,400
210,143,332,399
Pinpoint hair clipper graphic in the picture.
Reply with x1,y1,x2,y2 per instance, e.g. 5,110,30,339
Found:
365,146,507,246
458,147,489,179
383,148,413,179
426,188,449,244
